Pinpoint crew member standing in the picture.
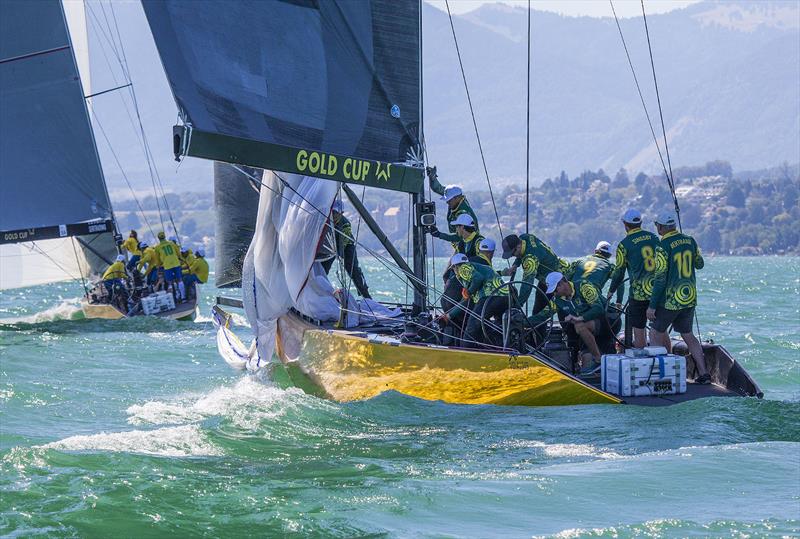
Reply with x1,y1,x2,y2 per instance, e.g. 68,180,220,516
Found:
607,209,660,348
322,200,371,299
426,166,479,246
137,241,159,287
102,254,127,295
154,232,184,301
122,230,142,271
646,212,710,383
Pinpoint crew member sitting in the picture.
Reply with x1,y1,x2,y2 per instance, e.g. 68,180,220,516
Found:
439,253,509,348
102,254,127,296
137,241,160,287
184,248,209,299
121,230,141,271
529,271,613,375
647,211,711,384
500,233,568,314
322,200,371,299
426,166,479,246
154,232,184,301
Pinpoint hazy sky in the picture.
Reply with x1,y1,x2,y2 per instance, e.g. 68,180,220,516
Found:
427,0,700,18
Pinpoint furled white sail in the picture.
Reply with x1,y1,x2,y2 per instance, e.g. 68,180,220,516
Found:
241,172,338,366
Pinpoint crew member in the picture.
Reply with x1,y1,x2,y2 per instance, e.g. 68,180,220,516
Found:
500,233,568,314
179,247,195,275
102,254,127,296
322,200,371,299
607,209,660,348
472,238,495,267
122,230,142,271
568,241,618,294
184,249,209,299
439,253,509,348
647,212,711,384
137,241,160,287
451,214,484,259
154,232,184,301
529,271,610,375
426,166,479,246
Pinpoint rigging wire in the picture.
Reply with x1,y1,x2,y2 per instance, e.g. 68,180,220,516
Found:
639,0,682,230
444,0,504,239
525,0,531,235
608,0,672,191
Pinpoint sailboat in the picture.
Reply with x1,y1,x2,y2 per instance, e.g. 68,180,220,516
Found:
1,0,119,292
142,0,761,406
1,0,198,322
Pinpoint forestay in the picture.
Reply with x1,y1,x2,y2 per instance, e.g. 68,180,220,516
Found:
142,0,424,193
0,0,113,240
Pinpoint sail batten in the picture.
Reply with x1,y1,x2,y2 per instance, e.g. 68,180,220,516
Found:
144,0,423,193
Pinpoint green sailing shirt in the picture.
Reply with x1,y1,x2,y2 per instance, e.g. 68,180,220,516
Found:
333,214,354,255
567,253,620,301
649,230,705,311
608,227,660,302
515,233,568,305
430,174,479,245
451,262,508,318
528,281,607,326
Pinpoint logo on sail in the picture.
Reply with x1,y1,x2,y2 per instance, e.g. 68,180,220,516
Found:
375,163,392,182
390,104,400,118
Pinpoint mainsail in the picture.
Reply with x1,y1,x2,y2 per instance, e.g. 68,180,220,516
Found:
145,0,423,361
0,0,117,289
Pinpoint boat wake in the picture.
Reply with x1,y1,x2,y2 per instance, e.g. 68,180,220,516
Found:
0,298,85,324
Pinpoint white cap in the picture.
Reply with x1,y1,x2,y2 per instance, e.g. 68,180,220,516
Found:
622,208,642,224
332,199,343,213
196,249,204,257
450,213,475,227
655,211,677,227
116,254,125,262
595,241,612,255
139,242,148,249
545,271,563,294
440,184,463,202
479,238,496,252
450,253,469,265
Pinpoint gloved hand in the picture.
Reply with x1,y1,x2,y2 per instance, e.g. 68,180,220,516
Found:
428,225,440,238
426,165,437,181
437,313,450,325
461,287,470,300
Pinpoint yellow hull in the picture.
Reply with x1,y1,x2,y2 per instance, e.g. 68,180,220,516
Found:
275,312,620,407
81,299,197,321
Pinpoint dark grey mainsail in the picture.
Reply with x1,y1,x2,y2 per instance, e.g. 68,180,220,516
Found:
142,0,424,193
214,162,260,288
0,0,115,244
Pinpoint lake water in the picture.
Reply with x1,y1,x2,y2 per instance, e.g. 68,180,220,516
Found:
1,257,798,537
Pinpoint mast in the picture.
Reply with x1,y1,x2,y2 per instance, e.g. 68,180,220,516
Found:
411,0,427,315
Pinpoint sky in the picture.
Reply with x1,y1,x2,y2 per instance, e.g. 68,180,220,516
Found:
427,0,700,18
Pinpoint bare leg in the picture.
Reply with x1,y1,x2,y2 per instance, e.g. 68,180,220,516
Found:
632,327,647,349
681,331,708,377
574,321,601,361
650,329,671,351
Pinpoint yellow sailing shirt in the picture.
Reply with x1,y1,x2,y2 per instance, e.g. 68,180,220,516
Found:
122,237,141,257
137,247,161,275
155,240,181,270
189,257,209,283
102,261,126,281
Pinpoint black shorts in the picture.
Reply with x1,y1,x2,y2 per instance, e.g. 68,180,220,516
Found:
653,306,695,334
626,299,649,329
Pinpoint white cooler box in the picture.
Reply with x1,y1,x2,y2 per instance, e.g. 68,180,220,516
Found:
601,353,686,397
142,292,176,315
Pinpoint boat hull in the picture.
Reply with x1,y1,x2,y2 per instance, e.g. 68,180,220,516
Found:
275,312,620,406
81,298,197,321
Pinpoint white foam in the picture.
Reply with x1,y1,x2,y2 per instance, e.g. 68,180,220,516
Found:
126,377,301,430
1,298,84,324
42,425,221,457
